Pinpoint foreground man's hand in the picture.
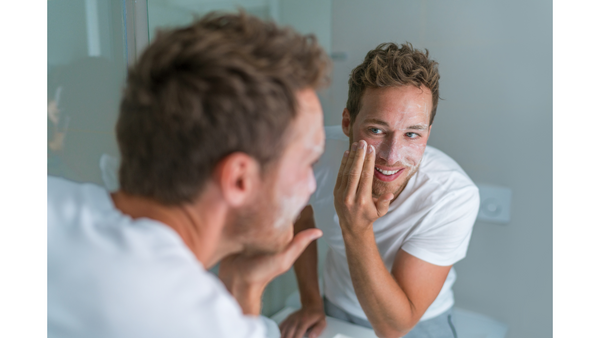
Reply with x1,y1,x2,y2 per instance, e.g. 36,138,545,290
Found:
280,305,326,338
334,140,394,236
219,227,322,316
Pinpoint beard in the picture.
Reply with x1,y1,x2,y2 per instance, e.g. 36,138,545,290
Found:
371,162,420,200
224,178,294,256
348,130,422,201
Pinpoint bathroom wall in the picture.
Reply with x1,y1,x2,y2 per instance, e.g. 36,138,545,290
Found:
324,1,552,337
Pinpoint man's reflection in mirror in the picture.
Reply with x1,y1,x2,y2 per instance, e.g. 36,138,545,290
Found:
47,57,121,184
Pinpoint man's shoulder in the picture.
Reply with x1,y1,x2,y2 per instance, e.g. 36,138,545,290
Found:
317,125,349,173
310,126,348,205
418,146,478,192
47,176,199,294
46,181,251,335
396,146,479,214
48,176,114,230
48,237,256,336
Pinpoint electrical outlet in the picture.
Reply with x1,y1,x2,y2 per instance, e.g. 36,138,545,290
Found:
476,184,512,224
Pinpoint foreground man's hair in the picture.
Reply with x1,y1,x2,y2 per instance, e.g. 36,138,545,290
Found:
117,12,330,205
347,42,440,125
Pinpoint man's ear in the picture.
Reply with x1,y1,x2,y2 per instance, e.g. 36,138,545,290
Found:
213,152,260,207
342,108,352,137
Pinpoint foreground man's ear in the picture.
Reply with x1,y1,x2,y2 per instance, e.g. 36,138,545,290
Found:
214,152,261,207
342,108,352,137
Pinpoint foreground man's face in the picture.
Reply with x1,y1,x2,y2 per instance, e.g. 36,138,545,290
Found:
254,89,325,252
346,85,432,199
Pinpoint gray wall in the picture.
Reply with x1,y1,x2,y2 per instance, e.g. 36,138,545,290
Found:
328,1,552,337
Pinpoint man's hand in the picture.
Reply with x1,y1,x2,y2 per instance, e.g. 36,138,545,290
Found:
218,227,322,315
279,305,327,338
333,140,394,236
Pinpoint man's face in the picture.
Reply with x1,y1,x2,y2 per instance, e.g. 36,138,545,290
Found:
343,85,432,200
242,89,324,254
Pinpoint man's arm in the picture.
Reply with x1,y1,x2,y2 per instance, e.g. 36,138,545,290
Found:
279,205,327,338
334,140,450,338
344,232,451,337
293,205,322,309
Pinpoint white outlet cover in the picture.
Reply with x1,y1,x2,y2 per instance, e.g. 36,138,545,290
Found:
476,184,512,224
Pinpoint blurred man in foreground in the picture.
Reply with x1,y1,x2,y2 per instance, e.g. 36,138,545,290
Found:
48,12,329,338
280,43,479,338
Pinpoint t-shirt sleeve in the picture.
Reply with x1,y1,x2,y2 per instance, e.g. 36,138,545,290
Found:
401,184,480,266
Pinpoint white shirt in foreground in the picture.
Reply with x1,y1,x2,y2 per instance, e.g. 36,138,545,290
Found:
47,176,266,338
311,126,480,322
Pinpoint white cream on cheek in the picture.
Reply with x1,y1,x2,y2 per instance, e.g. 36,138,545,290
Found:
399,143,426,176
271,138,320,229
272,173,313,229
375,142,424,171
374,104,429,173
356,86,431,177
364,126,427,176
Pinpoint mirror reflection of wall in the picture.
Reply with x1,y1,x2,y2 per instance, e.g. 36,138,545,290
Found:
47,0,126,185
148,0,331,54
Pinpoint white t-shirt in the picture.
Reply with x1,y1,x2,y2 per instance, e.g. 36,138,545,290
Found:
311,126,480,322
47,176,266,338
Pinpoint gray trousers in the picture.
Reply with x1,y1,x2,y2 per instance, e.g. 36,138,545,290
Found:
324,297,457,338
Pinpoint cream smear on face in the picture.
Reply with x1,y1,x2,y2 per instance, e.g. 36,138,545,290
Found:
351,86,432,198
272,133,322,229
373,103,429,176
271,94,324,229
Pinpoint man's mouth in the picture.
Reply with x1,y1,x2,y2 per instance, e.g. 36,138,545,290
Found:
374,166,404,182
375,167,401,175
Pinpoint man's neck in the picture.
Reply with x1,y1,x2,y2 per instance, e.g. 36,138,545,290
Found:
110,189,239,268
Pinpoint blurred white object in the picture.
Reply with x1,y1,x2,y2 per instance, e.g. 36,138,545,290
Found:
99,154,120,192
476,184,512,224
261,316,281,338
275,289,507,338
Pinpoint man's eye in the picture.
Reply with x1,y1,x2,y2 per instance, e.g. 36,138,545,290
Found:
406,132,420,138
369,128,382,134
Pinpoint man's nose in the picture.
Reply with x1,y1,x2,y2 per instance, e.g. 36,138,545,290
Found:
377,136,405,165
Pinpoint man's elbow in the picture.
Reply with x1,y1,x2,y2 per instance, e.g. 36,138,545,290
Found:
374,328,410,338
372,320,418,338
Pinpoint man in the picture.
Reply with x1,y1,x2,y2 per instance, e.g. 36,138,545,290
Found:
48,12,330,337
280,43,479,338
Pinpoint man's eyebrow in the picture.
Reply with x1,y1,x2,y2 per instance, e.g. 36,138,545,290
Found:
363,118,390,127
407,124,429,131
